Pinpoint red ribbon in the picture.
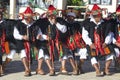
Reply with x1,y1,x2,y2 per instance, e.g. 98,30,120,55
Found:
66,36,76,50
24,41,30,61
48,40,54,60
74,32,86,48
1,29,6,53
94,29,105,55
117,36,120,43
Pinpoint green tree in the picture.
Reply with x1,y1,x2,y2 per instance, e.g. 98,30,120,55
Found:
0,0,9,18
67,0,86,6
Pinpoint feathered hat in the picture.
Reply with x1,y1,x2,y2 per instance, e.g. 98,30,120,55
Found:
47,5,57,16
23,6,34,17
67,12,76,17
91,4,102,16
19,6,39,19
116,5,120,15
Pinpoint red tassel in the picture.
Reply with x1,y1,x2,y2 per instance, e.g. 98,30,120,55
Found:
117,36,120,43
1,29,6,53
66,36,76,50
74,32,86,48
24,42,30,61
55,29,60,57
49,40,54,60
94,30,105,55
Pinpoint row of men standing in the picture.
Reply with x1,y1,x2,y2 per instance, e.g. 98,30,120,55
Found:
82,4,120,77
0,4,120,77
0,5,87,77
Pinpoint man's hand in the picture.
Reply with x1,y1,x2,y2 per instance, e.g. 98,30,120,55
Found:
115,42,120,47
102,43,107,48
22,35,29,40
47,36,50,41
90,43,96,49
37,34,41,40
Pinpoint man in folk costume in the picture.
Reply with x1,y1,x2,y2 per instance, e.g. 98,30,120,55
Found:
18,6,55,76
40,5,68,75
34,5,67,76
2,18,21,74
34,20,55,76
0,12,7,76
82,4,114,77
34,6,58,76
3,6,37,76
65,12,87,75
56,16,78,75
111,5,120,70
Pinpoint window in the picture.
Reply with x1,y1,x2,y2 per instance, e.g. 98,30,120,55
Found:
18,0,29,7
89,0,112,5
118,0,120,4
89,0,100,4
101,0,112,5
36,0,57,9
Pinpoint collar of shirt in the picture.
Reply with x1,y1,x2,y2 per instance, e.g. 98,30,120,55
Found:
90,16,104,26
48,19,55,25
22,19,34,28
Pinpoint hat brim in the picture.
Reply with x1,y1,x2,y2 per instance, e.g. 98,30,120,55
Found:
66,9,78,16
47,10,58,16
24,13,33,17
92,12,102,16
19,12,39,17
116,12,120,15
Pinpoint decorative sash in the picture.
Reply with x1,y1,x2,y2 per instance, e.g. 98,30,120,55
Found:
24,41,30,61
55,28,60,58
90,29,111,57
0,29,10,54
4,41,10,54
67,31,86,50
66,35,76,50
0,29,5,53
48,25,54,61
94,29,105,55
24,27,31,63
74,32,86,48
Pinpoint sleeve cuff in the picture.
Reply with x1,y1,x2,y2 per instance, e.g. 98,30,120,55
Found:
87,42,93,46
112,38,117,44
42,34,47,40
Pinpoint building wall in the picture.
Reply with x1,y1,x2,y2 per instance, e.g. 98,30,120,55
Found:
18,0,67,15
88,0,117,13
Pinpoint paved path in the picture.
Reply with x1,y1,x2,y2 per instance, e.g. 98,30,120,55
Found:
1,54,120,80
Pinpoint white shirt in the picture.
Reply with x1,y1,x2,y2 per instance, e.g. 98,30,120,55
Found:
48,19,67,33
56,22,67,33
13,20,42,40
82,17,112,46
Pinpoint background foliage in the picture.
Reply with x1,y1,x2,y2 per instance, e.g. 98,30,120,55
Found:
67,0,86,6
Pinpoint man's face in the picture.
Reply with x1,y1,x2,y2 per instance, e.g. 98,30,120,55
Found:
67,15,75,22
24,16,33,23
48,14,57,24
93,14,102,23
48,14,56,20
